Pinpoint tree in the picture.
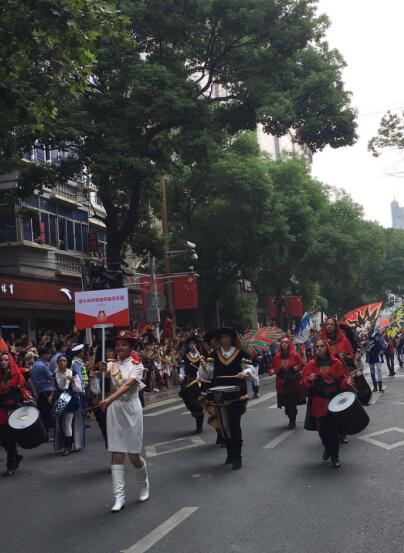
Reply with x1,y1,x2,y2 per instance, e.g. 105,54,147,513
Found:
169,132,275,327
0,0,107,174
12,0,357,284
369,110,404,157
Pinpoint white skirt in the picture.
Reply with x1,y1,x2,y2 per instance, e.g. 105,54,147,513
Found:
107,393,143,454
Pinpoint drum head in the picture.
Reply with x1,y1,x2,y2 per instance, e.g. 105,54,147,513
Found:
328,392,355,413
9,406,39,430
210,386,239,392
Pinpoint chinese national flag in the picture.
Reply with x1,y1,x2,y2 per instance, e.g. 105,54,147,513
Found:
288,296,303,317
174,275,198,310
139,276,164,312
268,297,277,318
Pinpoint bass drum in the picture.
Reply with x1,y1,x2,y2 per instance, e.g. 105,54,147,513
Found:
328,392,369,435
8,406,47,449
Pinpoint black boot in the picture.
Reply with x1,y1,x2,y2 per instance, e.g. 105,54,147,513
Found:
252,385,260,399
195,416,203,434
287,420,296,429
331,457,341,468
62,436,73,456
378,381,384,392
322,449,330,461
340,434,348,444
216,431,226,447
231,439,242,470
225,440,233,465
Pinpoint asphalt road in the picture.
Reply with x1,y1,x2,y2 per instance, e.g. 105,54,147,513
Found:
2,365,404,553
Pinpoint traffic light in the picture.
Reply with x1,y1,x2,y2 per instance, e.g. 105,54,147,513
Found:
89,262,115,290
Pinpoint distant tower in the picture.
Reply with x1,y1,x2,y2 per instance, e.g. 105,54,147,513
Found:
391,200,404,229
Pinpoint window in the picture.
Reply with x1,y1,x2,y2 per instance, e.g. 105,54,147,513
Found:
40,212,50,244
49,215,57,247
75,223,83,252
58,219,66,250
23,219,32,241
82,224,89,252
66,220,74,250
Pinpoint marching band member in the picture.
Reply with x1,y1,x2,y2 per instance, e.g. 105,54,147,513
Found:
321,317,354,443
203,328,256,470
0,351,31,476
99,331,149,512
269,336,305,429
321,317,354,369
301,338,352,468
53,354,84,456
179,336,205,433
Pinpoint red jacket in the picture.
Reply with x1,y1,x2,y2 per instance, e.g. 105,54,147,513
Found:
301,354,350,418
269,346,304,394
0,353,31,425
320,320,354,372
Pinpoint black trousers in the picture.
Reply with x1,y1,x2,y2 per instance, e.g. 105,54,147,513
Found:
318,415,340,459
37,392,53,435
0,424,18,470
283,395,297,423
226,401,245,461
386,352,395,373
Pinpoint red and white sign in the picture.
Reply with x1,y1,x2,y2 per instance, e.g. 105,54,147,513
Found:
75,288,129,329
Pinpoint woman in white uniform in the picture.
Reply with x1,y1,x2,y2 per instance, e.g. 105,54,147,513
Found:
99,330,149,512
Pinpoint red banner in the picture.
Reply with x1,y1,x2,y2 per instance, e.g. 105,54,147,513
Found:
288,296,304,317
268,297,277,318
174,275,198,310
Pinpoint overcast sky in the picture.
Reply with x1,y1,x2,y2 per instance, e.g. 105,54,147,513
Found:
312,0,404,227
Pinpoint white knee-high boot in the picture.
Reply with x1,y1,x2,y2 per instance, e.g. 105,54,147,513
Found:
111,464,125,512
136,462,150,502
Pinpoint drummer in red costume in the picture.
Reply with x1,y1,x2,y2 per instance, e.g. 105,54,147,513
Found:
269,336,305,429
301,338,352,468
321,317,355,444
321,317,354,369
0,351,32,476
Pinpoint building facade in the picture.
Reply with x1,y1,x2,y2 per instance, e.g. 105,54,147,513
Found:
0,145,108,341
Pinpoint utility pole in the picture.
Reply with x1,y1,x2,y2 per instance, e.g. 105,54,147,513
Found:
149,255,161,341
160,174,176,335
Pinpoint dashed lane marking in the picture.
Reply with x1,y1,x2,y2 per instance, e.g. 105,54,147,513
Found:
263,429,296,449
122,507,199,553
144,404,185,417
145,436,205,458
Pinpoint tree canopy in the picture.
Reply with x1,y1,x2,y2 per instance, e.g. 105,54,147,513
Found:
7,0,357,280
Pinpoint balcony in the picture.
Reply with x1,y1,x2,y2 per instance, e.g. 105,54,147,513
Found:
47,183,81,206
55,252,83,276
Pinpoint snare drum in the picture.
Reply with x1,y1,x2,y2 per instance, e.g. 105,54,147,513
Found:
328,392,369,435
207,386,240,406
8,406,47,449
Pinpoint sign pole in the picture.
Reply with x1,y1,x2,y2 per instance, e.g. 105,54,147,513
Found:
93,323,113,401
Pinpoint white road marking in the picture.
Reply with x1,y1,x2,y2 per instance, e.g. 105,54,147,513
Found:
145,436,205,458
144,404,185,417
144,397,182,411
122,507,199,553
359,427,404,450
263,429,296,449
268,403,278,409
249,391,277,407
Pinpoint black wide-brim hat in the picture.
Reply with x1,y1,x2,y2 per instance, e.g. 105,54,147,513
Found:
204,327,242,350
184,335,201,351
